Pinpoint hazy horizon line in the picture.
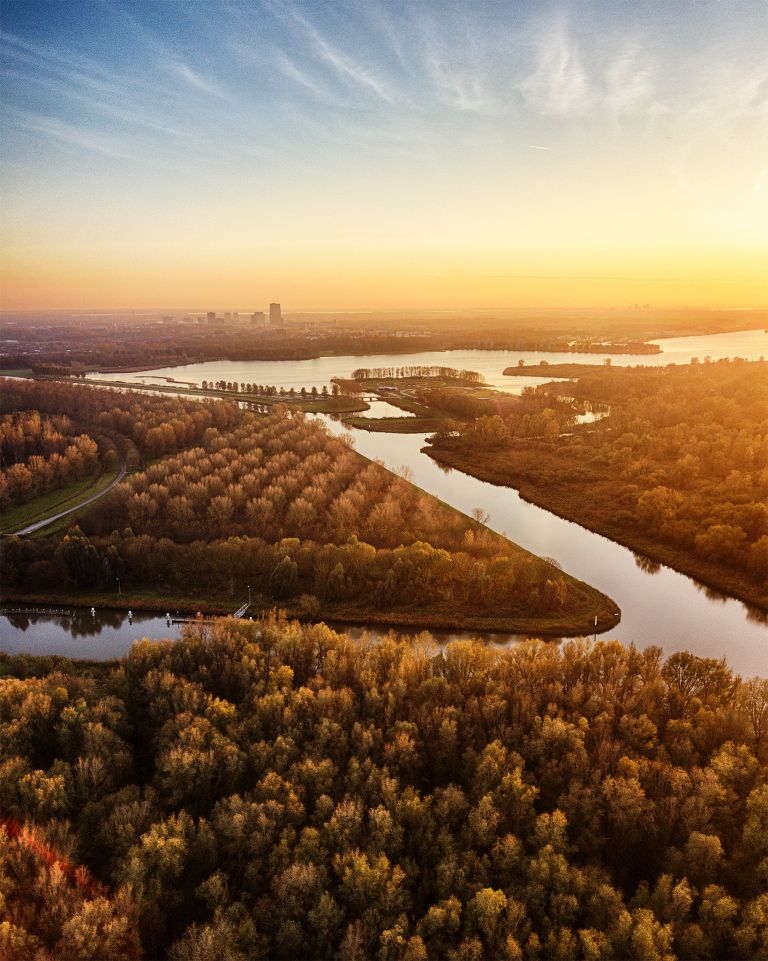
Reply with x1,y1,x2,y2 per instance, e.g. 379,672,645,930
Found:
2,304,767,316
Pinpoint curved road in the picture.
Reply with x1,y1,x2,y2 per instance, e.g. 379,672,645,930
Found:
14,464,127,536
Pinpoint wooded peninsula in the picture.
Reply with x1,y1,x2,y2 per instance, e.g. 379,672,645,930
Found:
426,359,768,610
0,379,614,635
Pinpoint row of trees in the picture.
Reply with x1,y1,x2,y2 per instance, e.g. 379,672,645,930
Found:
2,529,574,619
0,618,766,959
351,366,486,383
1,434,100,510
200,381,339,398
83,411,499,553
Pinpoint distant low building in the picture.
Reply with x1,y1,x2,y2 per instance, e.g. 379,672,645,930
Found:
251,311,266,326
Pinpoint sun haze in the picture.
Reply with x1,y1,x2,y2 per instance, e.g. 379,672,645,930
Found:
1,0,766,310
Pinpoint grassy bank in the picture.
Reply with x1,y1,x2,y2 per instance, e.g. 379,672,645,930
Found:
427,445,768,612
0,467,122,535
341,415,441,433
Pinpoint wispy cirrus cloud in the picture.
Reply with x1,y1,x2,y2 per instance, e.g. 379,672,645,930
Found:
14,110,135,160
290,11,396,104
273,51,341,105
515,17,665,122
424,49,499,115
517,19,592,116
602,46,657,115
167,61,227,98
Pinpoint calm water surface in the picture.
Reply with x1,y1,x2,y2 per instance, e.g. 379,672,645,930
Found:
0,608,531,661
355,399,416,419
85,329,768,394
0,609,182,659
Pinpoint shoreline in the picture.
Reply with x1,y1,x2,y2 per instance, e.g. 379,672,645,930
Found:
425,445,768,614
0,590,620,639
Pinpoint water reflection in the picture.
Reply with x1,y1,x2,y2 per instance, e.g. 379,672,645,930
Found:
355,400,416,419
0,607,555,663
746,606,768,626
0,608,182,660
6,609,120,637
633,553,662,575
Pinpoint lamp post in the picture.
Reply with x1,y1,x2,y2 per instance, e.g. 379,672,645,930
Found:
248,583,251,604
116,577,121,596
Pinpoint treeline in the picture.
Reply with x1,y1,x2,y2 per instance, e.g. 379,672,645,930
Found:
2,529,574,621
0,379,241,513
1,618,766,960
1,378,240,462
567,340,661,354
201,381,339,398
351,366,486,383
430,360,768,601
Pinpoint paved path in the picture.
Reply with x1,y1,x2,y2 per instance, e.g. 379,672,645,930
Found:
14,464,127,536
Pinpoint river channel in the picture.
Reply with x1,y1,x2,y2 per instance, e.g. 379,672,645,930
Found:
4,328,767,675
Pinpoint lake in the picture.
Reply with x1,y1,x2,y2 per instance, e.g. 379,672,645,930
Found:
84,328,768,394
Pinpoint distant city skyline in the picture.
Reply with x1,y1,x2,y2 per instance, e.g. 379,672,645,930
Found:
1,1,766,310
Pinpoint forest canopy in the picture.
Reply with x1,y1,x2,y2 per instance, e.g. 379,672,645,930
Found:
0,617,766,960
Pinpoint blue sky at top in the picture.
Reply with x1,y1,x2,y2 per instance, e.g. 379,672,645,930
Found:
1,1,766,308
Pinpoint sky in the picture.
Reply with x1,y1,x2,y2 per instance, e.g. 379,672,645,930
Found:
1,0,766,311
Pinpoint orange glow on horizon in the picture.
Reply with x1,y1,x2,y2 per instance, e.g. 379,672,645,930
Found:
2,247,766,312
